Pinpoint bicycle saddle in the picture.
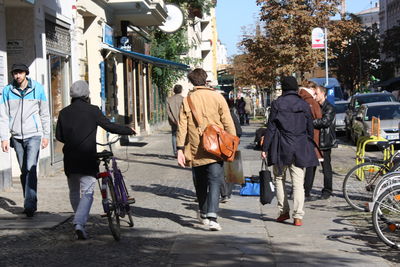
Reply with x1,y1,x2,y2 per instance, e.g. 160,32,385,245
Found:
96,150,113,159
377,141,395,151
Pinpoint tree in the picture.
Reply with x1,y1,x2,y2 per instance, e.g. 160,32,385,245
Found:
241,0,360,87
331,19,380,92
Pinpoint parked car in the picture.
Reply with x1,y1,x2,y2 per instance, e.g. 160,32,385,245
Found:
350,102,400,144
335,100,349,132
345,92,397,139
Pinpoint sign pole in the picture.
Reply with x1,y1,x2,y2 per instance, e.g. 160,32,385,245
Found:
324,27,329,87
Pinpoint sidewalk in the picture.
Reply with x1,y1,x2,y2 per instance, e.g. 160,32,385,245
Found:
0,123,398,266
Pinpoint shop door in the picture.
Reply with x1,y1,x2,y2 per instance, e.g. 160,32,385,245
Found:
47,54,70,163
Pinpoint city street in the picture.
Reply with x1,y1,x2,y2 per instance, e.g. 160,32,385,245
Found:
0,123,399,266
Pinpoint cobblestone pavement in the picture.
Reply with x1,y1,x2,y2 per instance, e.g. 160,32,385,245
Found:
0,123,399,266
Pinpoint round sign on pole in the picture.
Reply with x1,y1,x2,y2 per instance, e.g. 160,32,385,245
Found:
312,27,325,49
158,4,184,33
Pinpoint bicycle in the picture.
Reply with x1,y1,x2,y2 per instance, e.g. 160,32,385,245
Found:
342,141,400,211
372,183,400,249
96,136,135,241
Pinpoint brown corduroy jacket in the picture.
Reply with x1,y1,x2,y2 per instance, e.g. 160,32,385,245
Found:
176,86,236,167
299,88,323,160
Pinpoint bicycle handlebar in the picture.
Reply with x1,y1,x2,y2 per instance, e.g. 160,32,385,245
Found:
96,136,121,146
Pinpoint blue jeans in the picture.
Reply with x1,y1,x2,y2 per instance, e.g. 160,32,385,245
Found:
12,136,41,212
193,161,224,218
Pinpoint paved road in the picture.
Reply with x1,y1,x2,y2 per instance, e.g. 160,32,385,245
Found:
0,123,399,266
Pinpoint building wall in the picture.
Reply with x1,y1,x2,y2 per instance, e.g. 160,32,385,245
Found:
379,0,400,76
356,6,379,28
0,0,74,190
0,0,11,191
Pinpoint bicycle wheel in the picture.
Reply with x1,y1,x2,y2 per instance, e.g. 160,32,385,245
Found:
372,184,400,249
373,172,400,201
343,162,386,211
106,179,121,241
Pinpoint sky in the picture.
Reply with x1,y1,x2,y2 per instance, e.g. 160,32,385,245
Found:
216,0,379,57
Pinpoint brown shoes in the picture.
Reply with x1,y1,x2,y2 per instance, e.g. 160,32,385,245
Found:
276,213,290,222
293,218,302,226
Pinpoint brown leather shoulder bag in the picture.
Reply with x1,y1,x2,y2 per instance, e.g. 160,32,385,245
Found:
187,95,239,162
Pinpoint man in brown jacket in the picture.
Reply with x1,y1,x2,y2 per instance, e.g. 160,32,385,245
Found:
176,68,236,231
298,81,323,201
167,84,184,156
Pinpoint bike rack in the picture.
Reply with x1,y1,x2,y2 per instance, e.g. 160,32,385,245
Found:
355,135,394,179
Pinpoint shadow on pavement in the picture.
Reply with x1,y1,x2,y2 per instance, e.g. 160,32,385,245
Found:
0,220,385,266
129,152,176,160
131,184,196,202
0,197,23,215
122,157,191,171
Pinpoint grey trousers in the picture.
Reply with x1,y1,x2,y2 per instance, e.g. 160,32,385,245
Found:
67,174,96,226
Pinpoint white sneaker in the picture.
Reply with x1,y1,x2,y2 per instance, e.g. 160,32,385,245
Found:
75,224,88,240
209,221,222,231
197,212,210,225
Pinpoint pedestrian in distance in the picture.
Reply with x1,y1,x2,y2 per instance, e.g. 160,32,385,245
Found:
56,80,135,240
298,81,323,201
236,97,246,125
166,84,184,157
0,63,50,217
244,94,253,125
313,85,337,200
176,68,236,231
261,76,319,226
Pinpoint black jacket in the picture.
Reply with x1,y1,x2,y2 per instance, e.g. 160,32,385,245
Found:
56,98,134,177
313,100,337,150
231,109,242,137
262,91,319,170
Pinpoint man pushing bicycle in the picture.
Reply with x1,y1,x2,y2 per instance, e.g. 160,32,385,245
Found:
56,80,135,240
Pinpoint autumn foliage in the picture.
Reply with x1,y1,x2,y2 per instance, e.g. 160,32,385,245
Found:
238,0,361,88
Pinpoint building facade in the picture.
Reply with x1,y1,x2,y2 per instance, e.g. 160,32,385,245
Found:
0,0,74,190
0,0,189,191
379,0,400,36
356,4,379,28
177,7,219,96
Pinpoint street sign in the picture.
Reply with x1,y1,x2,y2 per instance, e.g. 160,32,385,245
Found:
103,24,114,46
312,27,325,49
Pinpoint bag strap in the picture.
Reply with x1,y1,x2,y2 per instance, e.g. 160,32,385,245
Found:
187,95,203,127
261,159,268,171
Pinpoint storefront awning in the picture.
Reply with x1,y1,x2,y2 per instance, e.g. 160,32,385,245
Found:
101,43,189,71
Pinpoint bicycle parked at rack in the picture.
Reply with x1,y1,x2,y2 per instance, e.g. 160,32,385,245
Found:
372,181,400,249
342,141,400,211
96,136,134,241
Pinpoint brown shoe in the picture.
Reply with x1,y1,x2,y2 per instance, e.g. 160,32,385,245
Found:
293,218,302,226
276,213,290,222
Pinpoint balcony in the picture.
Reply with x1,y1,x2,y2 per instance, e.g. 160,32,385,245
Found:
201,40,211,51
106,0,167,26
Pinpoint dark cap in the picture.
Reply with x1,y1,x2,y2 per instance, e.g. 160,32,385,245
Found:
281,76,298,92
11,64,29,75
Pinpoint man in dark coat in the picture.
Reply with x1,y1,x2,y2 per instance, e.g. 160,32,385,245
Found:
313,86,337,199
56,80,135,240
262,76,318,226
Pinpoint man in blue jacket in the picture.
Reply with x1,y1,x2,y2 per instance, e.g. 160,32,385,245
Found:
0,64,50,217
262,76,318,226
